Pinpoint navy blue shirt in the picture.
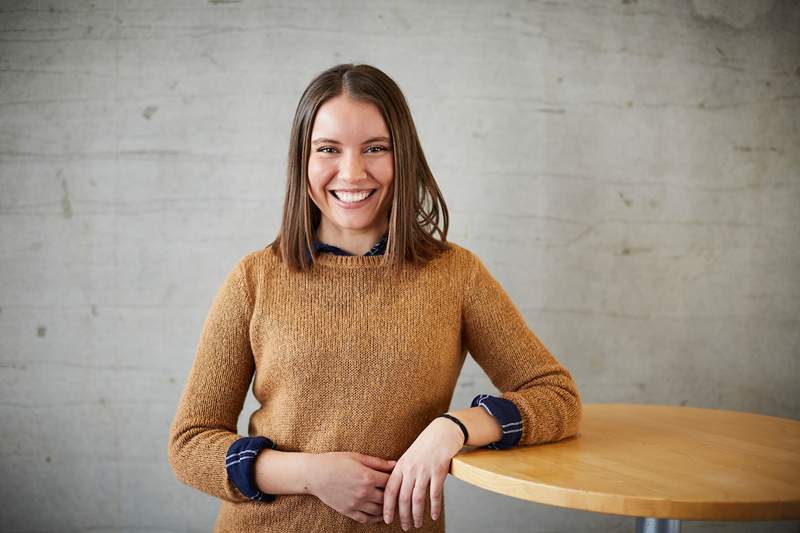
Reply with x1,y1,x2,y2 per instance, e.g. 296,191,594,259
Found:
226,232,523,501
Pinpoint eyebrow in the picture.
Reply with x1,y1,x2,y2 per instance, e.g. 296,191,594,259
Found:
311,136,391,145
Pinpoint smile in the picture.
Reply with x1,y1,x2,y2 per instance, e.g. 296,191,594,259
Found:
329,189,377,208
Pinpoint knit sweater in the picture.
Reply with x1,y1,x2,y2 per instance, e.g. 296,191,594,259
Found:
308,233,524,448
226,233,525,503
167,241,582,533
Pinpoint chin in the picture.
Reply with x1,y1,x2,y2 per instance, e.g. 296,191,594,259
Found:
333,220,376,231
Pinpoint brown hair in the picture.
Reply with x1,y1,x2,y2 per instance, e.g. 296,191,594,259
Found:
267,63,451,273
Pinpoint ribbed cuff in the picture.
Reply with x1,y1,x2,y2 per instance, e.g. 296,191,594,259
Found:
471,394,523,449
225,436,278,502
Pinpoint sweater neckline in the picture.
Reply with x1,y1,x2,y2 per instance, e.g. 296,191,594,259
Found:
313,252,389,269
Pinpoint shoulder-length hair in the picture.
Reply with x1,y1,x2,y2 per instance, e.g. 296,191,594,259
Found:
267,63,451,273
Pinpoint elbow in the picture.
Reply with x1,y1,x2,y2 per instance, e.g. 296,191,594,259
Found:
563,383,583,440
167,425,183,481
504,376,583,445
542,375,582,442
546,363,582,441
555,366,583,440
167,422,193,486
166,422,251,504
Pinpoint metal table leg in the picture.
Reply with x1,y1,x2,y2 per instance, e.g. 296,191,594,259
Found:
635,517,682,533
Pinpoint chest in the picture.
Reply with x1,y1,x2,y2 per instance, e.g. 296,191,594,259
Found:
248,271,464,390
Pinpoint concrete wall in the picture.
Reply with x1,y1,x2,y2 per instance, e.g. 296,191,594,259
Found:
1,0,798,531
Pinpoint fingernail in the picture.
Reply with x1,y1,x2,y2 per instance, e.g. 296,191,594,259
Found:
402,524,408,531
384,515,390,524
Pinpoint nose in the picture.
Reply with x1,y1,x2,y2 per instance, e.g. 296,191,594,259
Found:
338,149,367,182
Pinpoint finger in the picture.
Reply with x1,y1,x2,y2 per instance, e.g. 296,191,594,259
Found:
372,470,390,489
357,454,397,472
398,474,415,531
429,471,445,521
369,487,386,505
366,514,384,524
361,501,383,516
351,511,379,525
412,473,430,529
383,469,402,524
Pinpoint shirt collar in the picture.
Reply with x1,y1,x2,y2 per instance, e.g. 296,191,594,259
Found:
311,230,388,257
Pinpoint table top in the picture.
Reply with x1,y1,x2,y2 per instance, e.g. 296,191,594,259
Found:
449,403,800,520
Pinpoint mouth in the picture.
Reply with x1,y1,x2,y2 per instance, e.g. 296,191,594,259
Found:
328,188,377,207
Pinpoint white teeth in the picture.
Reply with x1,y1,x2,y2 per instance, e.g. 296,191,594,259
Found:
335,190,372,203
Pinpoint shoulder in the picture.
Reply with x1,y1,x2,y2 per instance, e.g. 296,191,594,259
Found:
437,241,502,293
430,240,483,278
238,243,280,271
226,243,283,292
439,240,480,265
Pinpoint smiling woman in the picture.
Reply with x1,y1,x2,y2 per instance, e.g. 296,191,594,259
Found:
268,63,451,272
167,63,582,533
306,95,395,255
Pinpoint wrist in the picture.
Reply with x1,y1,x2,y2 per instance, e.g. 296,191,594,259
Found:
442,407,504,447
299,452,318,496
433,415,467,447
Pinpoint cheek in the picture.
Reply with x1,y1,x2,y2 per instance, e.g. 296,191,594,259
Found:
307,158,323,180
371,157,394,186
307,160,331,191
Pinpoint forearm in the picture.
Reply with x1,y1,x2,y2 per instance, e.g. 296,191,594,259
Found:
445,406,503,447
254,449,315,496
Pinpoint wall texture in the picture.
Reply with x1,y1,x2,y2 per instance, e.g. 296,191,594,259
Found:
1,0,798,532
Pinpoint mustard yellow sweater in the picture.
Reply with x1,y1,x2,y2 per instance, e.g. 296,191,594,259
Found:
168,241,582,533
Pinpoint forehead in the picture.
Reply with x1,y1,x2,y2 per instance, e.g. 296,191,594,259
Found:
311,95,389,139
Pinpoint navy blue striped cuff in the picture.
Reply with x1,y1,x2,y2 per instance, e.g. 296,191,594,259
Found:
225,436,278,502
471,394,523,449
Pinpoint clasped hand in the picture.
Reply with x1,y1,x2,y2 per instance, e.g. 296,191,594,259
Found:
382,417,465,530
308,418,464,529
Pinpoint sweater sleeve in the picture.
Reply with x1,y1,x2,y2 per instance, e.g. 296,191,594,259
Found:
461,252,582,446
167,259,255,503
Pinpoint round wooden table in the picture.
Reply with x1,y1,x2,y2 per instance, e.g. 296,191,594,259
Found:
450,403,800,532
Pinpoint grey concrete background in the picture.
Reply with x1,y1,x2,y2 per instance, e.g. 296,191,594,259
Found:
1,0,798,532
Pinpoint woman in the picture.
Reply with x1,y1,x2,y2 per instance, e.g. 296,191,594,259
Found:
168,63,582,533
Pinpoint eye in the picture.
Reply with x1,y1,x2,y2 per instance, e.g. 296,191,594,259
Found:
315,145,391,154
366,145,391,153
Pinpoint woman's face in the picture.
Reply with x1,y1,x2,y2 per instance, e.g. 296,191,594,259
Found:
307,94,394,237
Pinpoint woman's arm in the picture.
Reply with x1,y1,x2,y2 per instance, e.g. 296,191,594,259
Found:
384,251,583,530
169,258,399,520
167,259,257,503
461,252,583,445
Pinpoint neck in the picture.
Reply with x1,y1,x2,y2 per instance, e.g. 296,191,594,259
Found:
315,220,388,255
